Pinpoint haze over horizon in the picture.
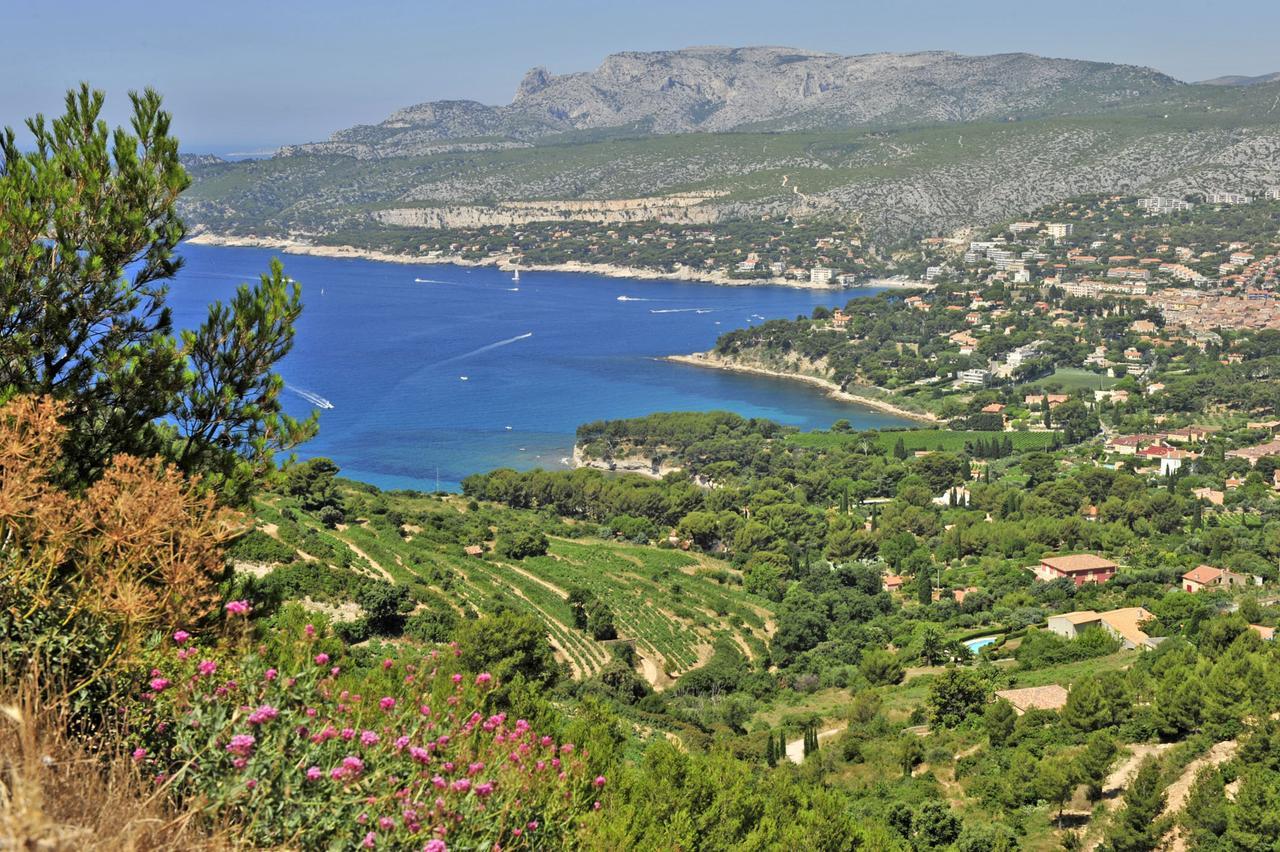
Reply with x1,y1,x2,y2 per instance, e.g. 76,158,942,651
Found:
5,0,1279,151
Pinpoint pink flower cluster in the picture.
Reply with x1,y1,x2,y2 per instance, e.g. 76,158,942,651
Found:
134,627,598,850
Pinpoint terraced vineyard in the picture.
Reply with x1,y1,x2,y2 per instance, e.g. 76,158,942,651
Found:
246,492,774,687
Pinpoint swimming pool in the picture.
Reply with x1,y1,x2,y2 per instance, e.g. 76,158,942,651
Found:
963,636,999,654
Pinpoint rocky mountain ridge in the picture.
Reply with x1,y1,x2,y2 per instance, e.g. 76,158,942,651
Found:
279,47,1180,159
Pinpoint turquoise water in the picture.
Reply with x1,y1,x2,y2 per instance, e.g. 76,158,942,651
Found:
963,636,999,654
166,245,912,490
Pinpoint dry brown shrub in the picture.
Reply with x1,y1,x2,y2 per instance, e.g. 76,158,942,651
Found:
0,395,248,847
0,395,246,659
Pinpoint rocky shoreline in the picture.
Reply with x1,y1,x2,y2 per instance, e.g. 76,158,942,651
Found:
569,446,681,480
183,233,928,291
664,352,938,423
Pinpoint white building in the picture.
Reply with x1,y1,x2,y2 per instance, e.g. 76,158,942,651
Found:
810,267,834,285
1208,191,1249,205
1046,223,1073,239
1138,197,1194,214
956,368,991,386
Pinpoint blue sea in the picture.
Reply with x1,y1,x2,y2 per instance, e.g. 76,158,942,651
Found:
166,244,910,491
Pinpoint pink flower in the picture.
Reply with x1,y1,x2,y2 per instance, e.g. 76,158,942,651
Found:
361,730,380,746
379,697,396,712
474,782,494,797
451,779,471,794
424,841,447,852
394,736,410,752
232,757,247,770
247,705,279,725
593,800,602,811
475,672,492,685
382,658,394,670
362,831,376,848
378,817,395,830
226,734,256,757
264,668,278,681
149,677,170,692
172,630,191,645
314,653,330,665
197,660,218,677
304,623,316,638
451,673,463,685
305,766,323,781
245,778,257,790
225,599,250,616
467,761,484,776
177,648,192,661
410,747,431,764
131,747,146,762
594,775,607,788
342,755,365,776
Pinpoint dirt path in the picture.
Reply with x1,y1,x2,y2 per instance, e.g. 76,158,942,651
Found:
638,653,674,691
1080,743,1176,851
342,539,395,582
785,726,844,764
503,563,570,599
1160,739,1238,852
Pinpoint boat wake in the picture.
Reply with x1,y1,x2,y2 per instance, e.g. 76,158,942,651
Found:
285,384,334,409
414,277,454,284
650,308,713,314
434,332,533,367
616,296,652,302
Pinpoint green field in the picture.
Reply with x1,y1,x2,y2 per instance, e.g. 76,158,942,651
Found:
1018,367,1117,392
787,428,1061,453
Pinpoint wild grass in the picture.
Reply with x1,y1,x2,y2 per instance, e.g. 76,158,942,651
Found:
0,674,219,851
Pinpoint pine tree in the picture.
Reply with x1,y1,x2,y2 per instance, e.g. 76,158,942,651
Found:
1075,732,1117,802
1181,766,1227,843
1063,678,1111,733
1105,757,1167,852
1223,770,1280,850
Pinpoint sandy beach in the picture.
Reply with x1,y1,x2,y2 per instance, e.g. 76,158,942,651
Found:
664,352,938,423
183,233,926,292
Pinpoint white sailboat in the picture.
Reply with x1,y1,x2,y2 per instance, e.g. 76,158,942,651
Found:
512,267,520,283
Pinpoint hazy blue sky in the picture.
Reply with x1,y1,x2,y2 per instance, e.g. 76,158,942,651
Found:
4,0,1278,151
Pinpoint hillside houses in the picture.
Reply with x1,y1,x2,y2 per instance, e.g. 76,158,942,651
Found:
1047,607,1157,649
1032,554,1117,586
1181,564,1251,593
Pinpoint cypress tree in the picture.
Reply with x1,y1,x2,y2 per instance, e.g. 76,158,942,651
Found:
766,732,777,767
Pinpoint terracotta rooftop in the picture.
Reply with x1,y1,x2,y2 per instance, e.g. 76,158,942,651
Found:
1183,564,1224,585
1056,610,1102,624
995,684,1070,714
1098,607,1154,648
1041,554,1117,573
